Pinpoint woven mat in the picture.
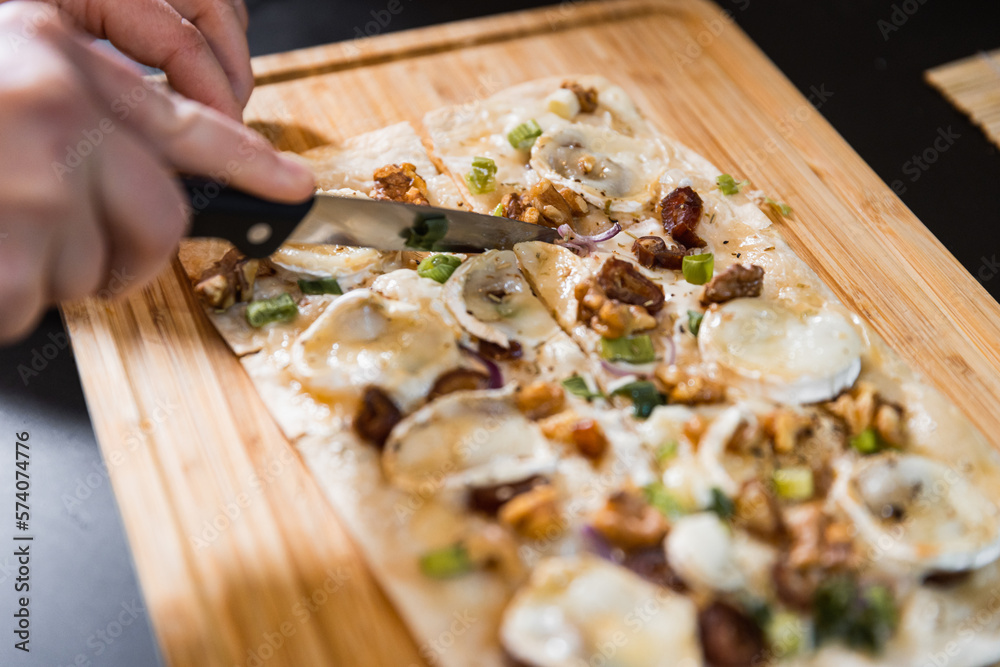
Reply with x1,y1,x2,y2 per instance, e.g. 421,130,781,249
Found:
926,50,1000,149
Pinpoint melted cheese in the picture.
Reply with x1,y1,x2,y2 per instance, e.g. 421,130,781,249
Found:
290,289,461,411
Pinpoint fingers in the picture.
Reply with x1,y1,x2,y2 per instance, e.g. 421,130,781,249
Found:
230,0,249,31
54,0,244,120
169,0,254,106
93,126,189,293
64,32,314,202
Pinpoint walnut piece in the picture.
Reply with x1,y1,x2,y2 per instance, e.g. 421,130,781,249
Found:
193,248,261,310
826,382,906,446
574,279,657,339
570,419,609,460
515,382,566,420
498,485,563,540
370,162,429,205
764,409,812,454
525,179,574,228
590,490,669,550
561,81,599,113
655,365,727,405
734,478,783,540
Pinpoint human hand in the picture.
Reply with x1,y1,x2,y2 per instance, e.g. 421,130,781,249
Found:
39,0,253,120
0,2,315,343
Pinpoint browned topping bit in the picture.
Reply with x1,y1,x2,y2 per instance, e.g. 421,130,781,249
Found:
371,163,430,205
575,279,657,339
698,601,765,667
193,248,266,309
428,368,491,401
826,382,906,446
525,179,574,228
773,502,858,610
467,475,548,516
632,236,689,270
590,489,669,550
619,545,688,592
561,81,599,113
660,186,706,248
501,192,541,225
922,569,973,588
557,186,590,216
596,257,665,313
734,478,784,541
762,409,812,455
701,264,765,305
577,154,597,174
354,386,402,449
570,419,609,460
515,382,566,420
655,365,727,405
478,338,524,361
498,484,564,540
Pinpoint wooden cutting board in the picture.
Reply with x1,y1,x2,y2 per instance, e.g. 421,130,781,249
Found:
62,1,1000,665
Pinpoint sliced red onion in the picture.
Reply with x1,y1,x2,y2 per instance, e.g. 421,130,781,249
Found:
557,222,622,257
559,240,592,257
601,359,637,378
460,344,504,389
581,525,615,560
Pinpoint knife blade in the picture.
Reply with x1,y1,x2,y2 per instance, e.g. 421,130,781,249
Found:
182,178,561,258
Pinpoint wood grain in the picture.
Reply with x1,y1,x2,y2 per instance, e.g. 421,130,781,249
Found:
62,1,1000,665
926,49,1000,149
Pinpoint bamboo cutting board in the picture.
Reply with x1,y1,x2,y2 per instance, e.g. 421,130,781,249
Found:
62,1,1000,665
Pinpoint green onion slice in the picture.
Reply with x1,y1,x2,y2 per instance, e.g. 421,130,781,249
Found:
419,544,473,579
765,196,792,217
716,173,748,195
402,216,449,250
708,487,735,520
773,467,814,501
643,482,686,519
298,277,342,295
599,335,656,364
417,254,463,283
491,202,506,216
561,375,604,401
687,309,704,337
850,428,885,455
465,156,498,195
507,119,543,151
245,293,298,328
611,380,665,419
655,441,677,464
682,253,714,285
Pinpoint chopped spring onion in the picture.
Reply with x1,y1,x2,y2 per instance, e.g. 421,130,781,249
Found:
465,156,497,195
402,216,449,250
417,254,463,283
611,381,665,419
245,293,298,328
298,277,342,295
765,196,792,217
717,173,749,195
687,309,704,337
767,611,807,656
850,427,887,455
419,544,473,579
599,335,656,364
682,253,714,285
773,467,814,501
813,577,898,653
643,482,686,519
491,202,505,216
561,375,604,401
507,119,543,151
655,441,678,464
708,487,735,520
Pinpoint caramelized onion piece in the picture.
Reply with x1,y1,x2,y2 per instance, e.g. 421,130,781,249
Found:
428,369,492,401
698,601,765,667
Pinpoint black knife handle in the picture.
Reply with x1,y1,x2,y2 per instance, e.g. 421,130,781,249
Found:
182,177,315,258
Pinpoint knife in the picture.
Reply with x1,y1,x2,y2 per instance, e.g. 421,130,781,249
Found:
182,178,561,258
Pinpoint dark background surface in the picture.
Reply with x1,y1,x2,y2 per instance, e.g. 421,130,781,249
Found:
1,1,997,665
